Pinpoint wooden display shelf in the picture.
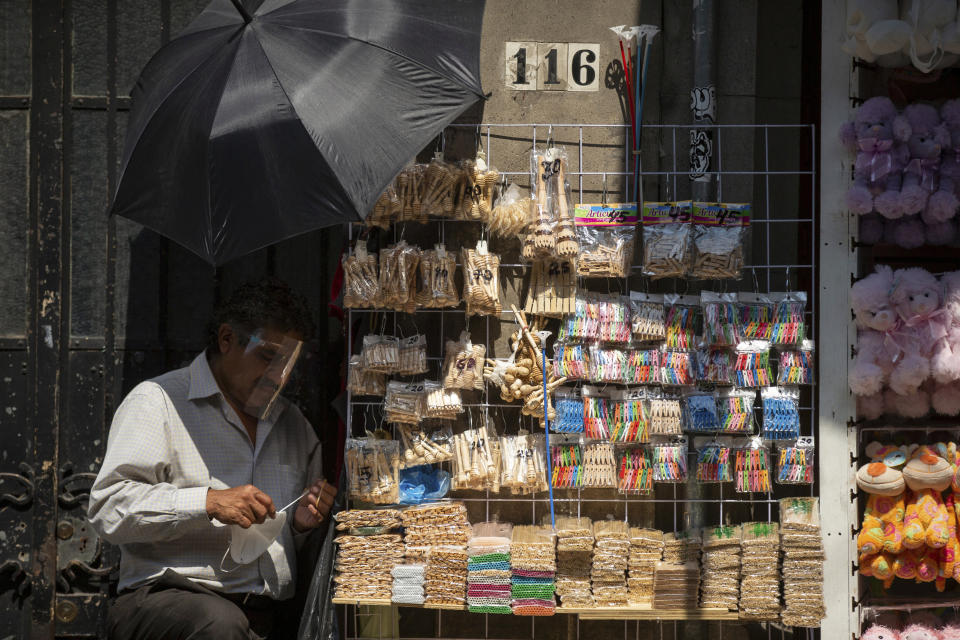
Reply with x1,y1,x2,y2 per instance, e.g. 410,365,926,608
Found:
332,598,741,620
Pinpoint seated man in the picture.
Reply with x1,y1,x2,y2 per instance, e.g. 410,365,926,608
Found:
88,278,337,640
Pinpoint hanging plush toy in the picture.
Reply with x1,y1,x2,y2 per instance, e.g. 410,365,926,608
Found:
901,622,944,640
902,446,952,551
841,97,910,219
857,442,908,586
851,265,899,420
900,104,958,224
932,271,960,416
861,624,901,640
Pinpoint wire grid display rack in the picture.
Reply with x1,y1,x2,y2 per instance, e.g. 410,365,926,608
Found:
341,122,818,640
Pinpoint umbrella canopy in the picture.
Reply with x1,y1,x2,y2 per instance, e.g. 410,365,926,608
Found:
110,0,486,265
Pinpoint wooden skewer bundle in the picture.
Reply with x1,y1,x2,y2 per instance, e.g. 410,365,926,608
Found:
347,355,386,396
424,382,463,419
451,426,501,491
396,335,428,376
361,335,400,373
461,247,502,317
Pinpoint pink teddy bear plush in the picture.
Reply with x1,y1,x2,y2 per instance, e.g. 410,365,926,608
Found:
888,268,948,397
901,623,943,640
932,270,960,416
842,96,910,218
862,624,900,640
941,624,960,640
899,104,958,226
850,265,899,419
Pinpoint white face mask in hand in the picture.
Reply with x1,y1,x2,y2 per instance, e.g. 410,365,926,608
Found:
219,490,307,571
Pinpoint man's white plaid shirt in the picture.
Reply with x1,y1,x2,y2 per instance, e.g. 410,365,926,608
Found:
88,351,321,599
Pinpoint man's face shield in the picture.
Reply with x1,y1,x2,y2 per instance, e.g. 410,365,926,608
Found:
239,329,303,420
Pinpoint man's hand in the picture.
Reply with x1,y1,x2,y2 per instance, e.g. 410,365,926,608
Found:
206,485,276,528
293,478,337,533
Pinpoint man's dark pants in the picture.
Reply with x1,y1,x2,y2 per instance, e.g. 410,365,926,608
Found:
107,569,277,640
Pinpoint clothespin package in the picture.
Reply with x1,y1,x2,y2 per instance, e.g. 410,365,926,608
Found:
649,389,683,435
582,385,612,440
629,291,666,343
625,348,660,384
695,437,733,483
589,345,628,384
760,386,801,441
664,294,702,349
682,389,721,433
734,437,771,493
610,387,650,443
701,291,741,347
550,434,584,489
552,341,589,381
770,291,807,346
552,387,584,434
734,340,773,387
616,444,653,493
659,348,694,386
717,388,757,434
776,339,815,385
582,442,617,488
737,292,773,340
651,436,689,483
695,347,734,385
776,437,815,485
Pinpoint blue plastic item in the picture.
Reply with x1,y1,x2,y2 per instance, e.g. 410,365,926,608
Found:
398,465,451,504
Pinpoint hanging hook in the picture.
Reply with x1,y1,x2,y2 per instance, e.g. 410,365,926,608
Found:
785,266,792,291
601,173,608,206
546,124,554,150
752,268,760,294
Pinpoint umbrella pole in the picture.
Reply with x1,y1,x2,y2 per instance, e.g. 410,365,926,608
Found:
228,0,253,23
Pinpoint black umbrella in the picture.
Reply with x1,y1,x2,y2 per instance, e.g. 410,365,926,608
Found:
110,0,485,265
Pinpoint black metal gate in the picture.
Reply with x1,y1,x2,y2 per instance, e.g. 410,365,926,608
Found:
0,2,342,637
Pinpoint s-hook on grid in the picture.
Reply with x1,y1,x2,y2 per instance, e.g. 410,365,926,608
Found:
342,122,818,640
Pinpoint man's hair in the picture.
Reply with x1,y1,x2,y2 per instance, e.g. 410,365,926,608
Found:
207,277,315,353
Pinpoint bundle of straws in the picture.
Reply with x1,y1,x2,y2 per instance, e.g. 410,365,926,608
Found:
510,525,557,616
467,522,513,614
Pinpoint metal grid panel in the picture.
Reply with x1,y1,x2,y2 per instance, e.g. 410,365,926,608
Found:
342,122,817,640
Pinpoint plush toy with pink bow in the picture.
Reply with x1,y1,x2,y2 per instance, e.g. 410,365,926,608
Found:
899,104,959,230
841,96,910,218
933,270,960,416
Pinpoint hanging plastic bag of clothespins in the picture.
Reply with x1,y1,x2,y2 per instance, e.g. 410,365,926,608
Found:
589,345,628,384
451,421,501,492
734,340,773,387
361,334,400,373
660,349,694,386
777,339,815,385
561,292,599,341
423,381,463,419
384,380,425,425
552,342,588,381
581,385,612,439
718,388,756,434
738,292,774,340
418,156,458,218
415,245,459,309
683,389,721,433
396,334,429,376
523,147,578,261
651,437,688,483
690,203,750,280
343,243,380,309
610,387,649,443
461,242,502,317
624,348,659,384
701,291,740,347
696,347,734,385
398,422,454,468
776,437,814,485
551,387,584,434
525,259,577,318
574,203,638,278
617,445,653,493
488,181,533,238
345,438,400,505
648,391,683,436
770,291,807,345
761,386,801,441
550,435,583,489
664,294,701,349
629,291,665,343
443,331,486,391
581,441,617,488
641,201,693,279
500,432,548,495
347,355,386,397
695,438,733,483
600,295,631,344
735,438,771,493
378,241,421,313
